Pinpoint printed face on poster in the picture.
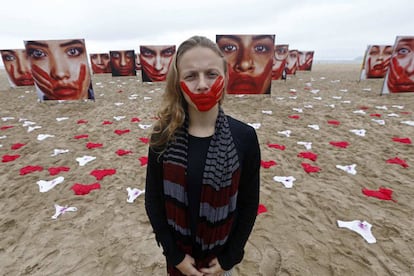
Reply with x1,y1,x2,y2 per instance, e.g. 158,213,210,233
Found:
297,51,314,71
216,34,275,94
272,44,289,80
24,39,94,101
361,45,392,79
0,49,34,87
90,53,112,74
110,50,136,77
382,36,414,94
139,45,176,82
286,49,299,75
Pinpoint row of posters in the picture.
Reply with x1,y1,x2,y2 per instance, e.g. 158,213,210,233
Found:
358,36,414,94
1,35,412,101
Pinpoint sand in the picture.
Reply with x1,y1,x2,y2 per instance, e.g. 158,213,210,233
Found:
0,64,413,276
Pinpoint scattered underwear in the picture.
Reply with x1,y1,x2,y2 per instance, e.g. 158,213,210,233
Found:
116,149,133,156
261,160,277,169
11,143,26,150
2,154,20,163
362,187,396,202
336,164,357,175
386,157,408,168
257,204,267,215
37,176,64,193
114,129,130,135
392,137,412,144
138,156,148,166
297,152,318,161
301,163,321,173
86,142,103,149
37,134,55,141
51,204,77,219
278,130,291,137
126,187,145,203
297,141,312,150
48,166,70,176
90,169,116,180
71,183,101,195
330,141,350,148
337,220,376,244
20,165,43,175
51,149,69,156
273,176,296,188
350,129,366,137
76,155,96,166
267,143,286,150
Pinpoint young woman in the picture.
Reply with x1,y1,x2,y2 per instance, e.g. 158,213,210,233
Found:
145,36,261,276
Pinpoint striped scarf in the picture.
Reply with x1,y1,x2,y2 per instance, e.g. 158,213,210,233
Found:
163,107,240,273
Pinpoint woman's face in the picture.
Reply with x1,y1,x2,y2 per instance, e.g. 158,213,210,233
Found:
286,50,298,74
272,45,289,79
387,37,414,92
298,51,314,71
90,53,111,74
140,45,175,81
25,39,91,100
217,35,274,94
366,45,392,78
110,50,135,76
178,46,225,111
1,49,34,86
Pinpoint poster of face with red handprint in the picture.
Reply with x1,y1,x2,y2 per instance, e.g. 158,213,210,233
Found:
24,39,94,101
382,36,414,94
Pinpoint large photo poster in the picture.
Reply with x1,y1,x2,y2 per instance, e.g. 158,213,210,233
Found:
139,45,176,82
360,45,392,80
24,39,94,101
272,44,289,80
90,53,112,74
382,36,414,94
216,34,275,94
0,49,34,87
297,50,314,71
285,49,299,75
109,50,136,77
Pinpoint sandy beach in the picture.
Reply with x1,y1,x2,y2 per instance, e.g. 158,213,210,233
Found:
0,63,413,276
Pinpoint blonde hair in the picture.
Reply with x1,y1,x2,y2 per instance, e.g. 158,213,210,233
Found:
150,36,227,150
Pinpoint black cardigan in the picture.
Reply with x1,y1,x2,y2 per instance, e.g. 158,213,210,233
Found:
145,115,261,270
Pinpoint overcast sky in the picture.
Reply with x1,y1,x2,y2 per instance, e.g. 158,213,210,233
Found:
1,0,413,60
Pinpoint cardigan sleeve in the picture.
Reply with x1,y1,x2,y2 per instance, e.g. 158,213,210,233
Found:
145,147,186,267
217,124,261,270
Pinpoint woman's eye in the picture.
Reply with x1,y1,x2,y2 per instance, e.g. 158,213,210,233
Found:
184,74,195,80
67,47,83,57
162,49,175,57
221,44,237,53
397,47,410,55
28,49,46,59
141,50,154,57
3,54,16,61
254,45,269,53
208,72,218,78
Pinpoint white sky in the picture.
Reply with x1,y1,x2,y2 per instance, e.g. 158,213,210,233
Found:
0,0,413,60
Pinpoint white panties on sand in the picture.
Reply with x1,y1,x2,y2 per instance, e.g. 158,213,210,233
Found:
337,220,376,244
37,176,64,193
51,204,77,219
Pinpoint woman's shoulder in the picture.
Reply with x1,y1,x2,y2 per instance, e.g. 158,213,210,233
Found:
226,115,257,142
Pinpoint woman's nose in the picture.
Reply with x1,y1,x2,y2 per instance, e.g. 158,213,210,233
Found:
50,56,70,80
235,50,254,72
154,56,163,71
196,75,209,92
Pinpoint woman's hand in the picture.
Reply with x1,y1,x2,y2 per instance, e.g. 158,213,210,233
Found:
199,257,225,276
176,254,204,276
